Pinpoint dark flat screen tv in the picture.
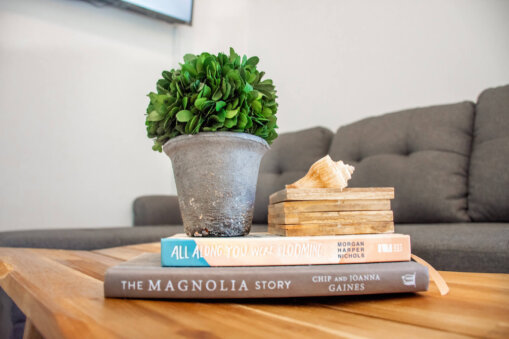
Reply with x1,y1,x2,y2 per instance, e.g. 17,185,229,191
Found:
104,0,194,25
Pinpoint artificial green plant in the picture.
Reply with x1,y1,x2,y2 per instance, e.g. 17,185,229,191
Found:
145,48,278,151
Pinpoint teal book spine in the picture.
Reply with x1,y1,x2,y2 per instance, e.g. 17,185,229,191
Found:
160,233,411,267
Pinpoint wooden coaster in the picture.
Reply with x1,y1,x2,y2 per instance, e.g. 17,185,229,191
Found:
268,210,393,225
268,222,395,236
269,199,391,213
269,187,394,204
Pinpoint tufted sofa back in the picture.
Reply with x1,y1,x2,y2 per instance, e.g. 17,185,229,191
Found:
329,102,474,223
255,84,509,224
468,84,509,221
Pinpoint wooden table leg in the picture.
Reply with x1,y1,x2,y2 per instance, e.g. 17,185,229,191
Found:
23,319,44,339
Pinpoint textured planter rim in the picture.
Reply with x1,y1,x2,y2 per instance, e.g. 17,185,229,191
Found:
163,132,269,156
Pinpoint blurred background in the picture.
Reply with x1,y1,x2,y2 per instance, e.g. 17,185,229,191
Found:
1,0,508,231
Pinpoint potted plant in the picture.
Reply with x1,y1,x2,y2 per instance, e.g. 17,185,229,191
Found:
145,48,278,237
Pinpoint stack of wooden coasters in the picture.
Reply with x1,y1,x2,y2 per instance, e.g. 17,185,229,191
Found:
268,187,395,236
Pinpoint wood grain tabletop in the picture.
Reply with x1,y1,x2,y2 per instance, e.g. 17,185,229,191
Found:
0,242,508,338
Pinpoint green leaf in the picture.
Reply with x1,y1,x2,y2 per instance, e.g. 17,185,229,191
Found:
243,83,253,93
262,107,272,117
251,100,262,114
221,79,227,95
217,109,226,122
185,114,199,133
194,97,207,110
247,91,258,103
225,108,239,119
182,97,188,109
182,71,191,85
223,82,232,100
147,110,164,122
267,130,278,144
183,53,197,63
216,101,226,112
245,116,253,129
212,89,223,101
193,116,204,133
162,71,172,81
190,80,199,92
239,93,246,107
181,63,197,76
196,56,205,74
248,72,257,83
156,80,169,94
246,56,259,67
206,68,214,85
229,47,238,62
224,116,237,128
202,85,212,98
239,67,246,81
176,83,184,97
163,114,173,129
176,110,193,122
202,100,215,111
169,106,179,117
152,141,162,152
255,126,268,137
237,112,248,129
267,115,277,129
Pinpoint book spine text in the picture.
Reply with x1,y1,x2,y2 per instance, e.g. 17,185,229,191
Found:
105,263,428,299
161,235,411,266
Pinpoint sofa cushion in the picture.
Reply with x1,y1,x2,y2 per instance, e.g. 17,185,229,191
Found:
253,127,334,223
329,102,474,223
395,223,509,273
468,85,509,221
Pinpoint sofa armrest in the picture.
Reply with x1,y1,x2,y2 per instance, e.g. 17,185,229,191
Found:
133,195,182,226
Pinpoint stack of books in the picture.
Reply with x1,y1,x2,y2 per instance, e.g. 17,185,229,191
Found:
104,232,429,299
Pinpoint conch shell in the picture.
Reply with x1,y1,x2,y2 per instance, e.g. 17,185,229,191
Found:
286,155,355,190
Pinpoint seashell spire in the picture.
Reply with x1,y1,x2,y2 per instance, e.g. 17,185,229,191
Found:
286,155,355,190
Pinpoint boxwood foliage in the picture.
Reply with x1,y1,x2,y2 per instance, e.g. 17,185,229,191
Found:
146,48,278,151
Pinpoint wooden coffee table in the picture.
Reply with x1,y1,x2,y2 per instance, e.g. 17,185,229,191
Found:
0,243,508,338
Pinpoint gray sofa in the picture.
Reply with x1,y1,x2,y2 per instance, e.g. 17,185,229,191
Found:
1,84,508,338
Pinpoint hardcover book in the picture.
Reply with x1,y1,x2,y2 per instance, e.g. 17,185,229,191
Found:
161,233,411,267
104,253,429,299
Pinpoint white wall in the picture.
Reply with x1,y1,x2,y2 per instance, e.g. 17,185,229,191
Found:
1,0,508,231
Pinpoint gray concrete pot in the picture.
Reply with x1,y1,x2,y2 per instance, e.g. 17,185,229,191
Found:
163,132,269,237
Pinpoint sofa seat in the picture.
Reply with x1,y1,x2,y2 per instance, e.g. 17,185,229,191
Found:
0,225,181,250
395,223,509,273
